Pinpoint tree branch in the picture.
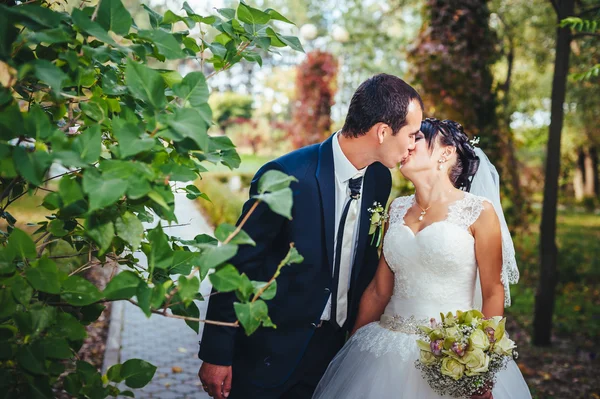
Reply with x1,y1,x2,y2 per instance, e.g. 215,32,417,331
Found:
577,5,600,17
91,0,102,21
128,299,239,327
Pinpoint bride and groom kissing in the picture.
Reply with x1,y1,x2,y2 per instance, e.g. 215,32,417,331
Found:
197,74,531,399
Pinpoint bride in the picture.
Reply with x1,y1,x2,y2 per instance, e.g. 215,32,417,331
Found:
313,118,531,399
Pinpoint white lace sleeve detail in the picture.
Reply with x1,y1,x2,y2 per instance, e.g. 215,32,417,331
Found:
388,195,414,226
447,193,490,230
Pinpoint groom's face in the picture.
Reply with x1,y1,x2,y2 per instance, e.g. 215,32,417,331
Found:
380,99,422,169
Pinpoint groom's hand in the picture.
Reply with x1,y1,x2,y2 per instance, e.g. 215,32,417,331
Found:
198,363,232,399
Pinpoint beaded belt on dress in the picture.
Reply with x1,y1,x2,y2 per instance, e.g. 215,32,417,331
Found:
379,314,429,334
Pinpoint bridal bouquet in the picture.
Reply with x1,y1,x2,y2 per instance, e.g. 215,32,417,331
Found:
415,310,518,398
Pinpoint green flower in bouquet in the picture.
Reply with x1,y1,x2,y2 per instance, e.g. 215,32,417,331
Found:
419,349,438,366
469,329,490,351
441,357,465,380
368,202,388,247
461,348,490,376
493,334,517,356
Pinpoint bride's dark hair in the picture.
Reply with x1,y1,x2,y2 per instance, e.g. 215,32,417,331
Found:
420,118,480,192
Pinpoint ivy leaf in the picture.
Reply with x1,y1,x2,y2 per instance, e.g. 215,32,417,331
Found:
7,228,36,261
40,337,73,359
214,224,255,246
97,0,132,36
143,226,173,270
59,176,84,207
72,125,102,165
85,217,115,255
172,71,209,107
48,219,68,237
217,8,236,20
120,359,157,389
13,147,51,186
25,257,61,294
234,300,269,335
0,288,17,319
237,1,270,25
32,59,68,94
72,8,118,46
16,345,46,375
112,118,155,158
257,170,298,193
61,275,102,306
115,212,143,251
177,275,199,307
254,188,294,219
54,312,87,341
209,263,241,292
264,9,294,25
197,243,238,269
125,58,166,109
103,271,141,300
11,274,33,306
138,30,186,60
164,108,210,151
82,170,128,212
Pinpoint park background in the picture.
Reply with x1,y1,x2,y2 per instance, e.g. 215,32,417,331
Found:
0,0,599,398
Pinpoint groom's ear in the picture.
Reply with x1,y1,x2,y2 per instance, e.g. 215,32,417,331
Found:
376,123,388,144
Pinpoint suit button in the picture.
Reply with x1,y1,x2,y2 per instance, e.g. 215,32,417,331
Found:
324,288,330,293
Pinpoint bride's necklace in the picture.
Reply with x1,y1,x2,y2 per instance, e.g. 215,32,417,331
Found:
416,203,431,221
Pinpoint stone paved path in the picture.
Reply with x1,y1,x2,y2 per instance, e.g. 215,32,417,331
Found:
104,185,213,398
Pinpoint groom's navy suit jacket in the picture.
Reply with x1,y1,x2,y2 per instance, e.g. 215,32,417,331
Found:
199,134,392,388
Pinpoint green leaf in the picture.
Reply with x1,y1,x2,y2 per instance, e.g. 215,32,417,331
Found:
209,263,241,292
171,301,200,333
48,219,68,237
278,35,304,52
125,58,166,109
103,271,141,300
236,273,254,302
26,104,54,140
142,4,162,28
80,303,105,324
254,188,294,219
11,274,33,306
82,170,128,212
59,176,84,207
61,275,102,306
72,8,118,46
115,212,144,250
177,275,199,306
257,170,298,193
282,246,304,265
32,59,68,94
72,125,102,164
120,359,157,389
164,108,210,150
13,147,51,186
8,4,63,28
0,288,17,319
112,118,155,158
197,243,238,269
54,312,87,340
234,300,269,335
41,337,73,359
169,251,199,275
8,228,36,260
138,30,186,60
25,257,61,294
264,8,294,24
172,71,209,107
85,217,115,255
217,8,236,19
237,1,271,25
214,224,255,246
16,345,46,375
106,364,123,383
135,282,152,317
97,0,132,36
144,226,173,270
252,280,277,301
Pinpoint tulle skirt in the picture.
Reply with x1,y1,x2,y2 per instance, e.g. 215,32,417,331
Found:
313,322,532,399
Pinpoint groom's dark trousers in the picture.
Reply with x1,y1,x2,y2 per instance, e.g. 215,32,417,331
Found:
199,134,392,398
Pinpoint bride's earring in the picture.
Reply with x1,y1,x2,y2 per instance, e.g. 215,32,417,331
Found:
438,158,445,170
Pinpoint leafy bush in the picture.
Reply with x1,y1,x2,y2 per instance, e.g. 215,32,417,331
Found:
0,0,303,397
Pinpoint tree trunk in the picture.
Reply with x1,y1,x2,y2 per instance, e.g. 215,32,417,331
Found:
533,0,574,347
584,147,596,197
574,148,585,201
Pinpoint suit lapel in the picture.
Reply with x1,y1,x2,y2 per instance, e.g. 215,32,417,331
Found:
315,135,336,273
352,166,376,284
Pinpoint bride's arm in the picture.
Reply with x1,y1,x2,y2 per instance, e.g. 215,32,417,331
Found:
350,254,394,335
472,201,505,318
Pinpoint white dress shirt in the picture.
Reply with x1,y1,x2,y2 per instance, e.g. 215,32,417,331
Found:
321,133,367,321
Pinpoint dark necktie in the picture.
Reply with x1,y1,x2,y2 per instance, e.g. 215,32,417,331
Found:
331,175,363,328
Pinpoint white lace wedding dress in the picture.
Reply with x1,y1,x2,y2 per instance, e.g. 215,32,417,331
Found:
313,193,531,399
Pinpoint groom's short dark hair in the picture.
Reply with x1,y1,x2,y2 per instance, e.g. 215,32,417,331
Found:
341,74,423,138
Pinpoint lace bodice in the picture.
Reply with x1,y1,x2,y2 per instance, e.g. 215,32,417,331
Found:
382,193,490,320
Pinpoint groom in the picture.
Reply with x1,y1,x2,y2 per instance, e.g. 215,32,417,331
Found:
198,73,423,399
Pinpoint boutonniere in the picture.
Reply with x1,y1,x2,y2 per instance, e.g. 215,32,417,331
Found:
368,201,388,247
